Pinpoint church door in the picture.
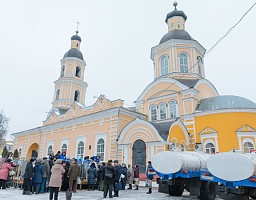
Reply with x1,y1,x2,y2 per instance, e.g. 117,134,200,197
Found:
132,139,146,173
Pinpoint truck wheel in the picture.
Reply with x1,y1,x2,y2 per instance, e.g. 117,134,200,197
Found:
169,185,184,196
198,181,216,200
249,188,256,199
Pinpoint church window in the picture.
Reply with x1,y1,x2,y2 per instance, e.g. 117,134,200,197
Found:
47,145,53,155
97,139,105,161
179,53,189,73
244,142,254,153
178,22,181,28
61,66,65,77
61,144,67,152
77,141,84,159
171,23,174,30
205,143,215,154
18,148,22,157
150,105,157,121
159,102,167,120
56,89,60,101
75,66,81,77
169,100,177,118
76,44,78,47
197,56,203,76
74,90,80,102
160,55,168,76
180,144,185,151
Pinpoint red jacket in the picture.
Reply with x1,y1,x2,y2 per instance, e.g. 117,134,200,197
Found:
0,162,13,180
134,167,139,178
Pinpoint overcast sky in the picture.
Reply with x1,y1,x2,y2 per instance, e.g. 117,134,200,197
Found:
1,0,256,139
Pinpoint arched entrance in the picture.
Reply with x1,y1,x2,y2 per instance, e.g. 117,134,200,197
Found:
132,139,146,173
26,143,39,160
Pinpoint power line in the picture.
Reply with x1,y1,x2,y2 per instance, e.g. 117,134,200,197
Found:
150,2,256,100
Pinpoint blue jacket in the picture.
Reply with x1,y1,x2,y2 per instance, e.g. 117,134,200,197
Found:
146,164,155,180
87,166,97,184
32,163,44,184
60,154,66,160
114,165,122,181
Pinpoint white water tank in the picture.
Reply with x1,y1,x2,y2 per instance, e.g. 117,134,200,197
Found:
207,152,256,181
152,151,211,175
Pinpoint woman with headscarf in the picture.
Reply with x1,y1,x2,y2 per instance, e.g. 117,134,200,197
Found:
0,158,13,189
23,158,35,195
87,162,97,190
49,159,65,200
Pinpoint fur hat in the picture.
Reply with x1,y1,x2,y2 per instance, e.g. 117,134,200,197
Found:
55,159,63,164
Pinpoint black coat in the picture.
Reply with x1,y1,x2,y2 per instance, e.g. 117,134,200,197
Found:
114,165,122,181
23,162,34,186
103,164,114,185
97,165,104,183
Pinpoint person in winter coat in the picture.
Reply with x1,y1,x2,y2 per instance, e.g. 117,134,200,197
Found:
62,161,70,191
49,159,65,200
133,164,140,190
103,160,115,198
87,162,97,190
97,162,105,190
113,160,122,197
32,159,44,194
146,161,155,194
0,159,13,189
67,158,80,193
4,152,13,162
23,158,35,195
126,164,133,189
39,157,50,193
55,151,61,160
121,163,128,190
59,151,66,161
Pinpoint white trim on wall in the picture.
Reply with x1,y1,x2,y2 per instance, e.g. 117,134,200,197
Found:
94,132,107,161
76,136,86,159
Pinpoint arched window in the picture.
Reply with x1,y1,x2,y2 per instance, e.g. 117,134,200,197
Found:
205,143,215,154
18,148,22,157
56,89,60,101
160,55,168,76
61,66,65,77
159,102,167,120
244,142,254,153
74,90,80,102
179,53,189,73
75,66,81,77
61,144,67,153
197,56,203,76
171,23,174,30
150,105,157,121
169,100,177,118
97,139,105,161
47,145,53,155
180,144,184,152
77,141,84,159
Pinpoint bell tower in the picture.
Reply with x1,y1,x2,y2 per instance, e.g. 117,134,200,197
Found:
52,31,88,109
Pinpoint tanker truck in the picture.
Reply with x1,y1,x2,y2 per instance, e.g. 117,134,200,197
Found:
200,152,256,199
152,151,217,200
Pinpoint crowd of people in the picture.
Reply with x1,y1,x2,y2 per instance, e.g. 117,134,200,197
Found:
0,150,156,199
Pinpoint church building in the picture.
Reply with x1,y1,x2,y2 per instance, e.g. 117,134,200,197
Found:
12,3,256,173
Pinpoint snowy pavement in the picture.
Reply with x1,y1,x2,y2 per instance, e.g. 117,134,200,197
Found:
0,187,223,200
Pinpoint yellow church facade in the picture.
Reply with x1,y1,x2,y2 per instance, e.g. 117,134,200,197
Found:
12,3,256,172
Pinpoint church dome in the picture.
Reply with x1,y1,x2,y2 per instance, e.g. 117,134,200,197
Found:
159,30,193,44
165,9,187,23
71,34,81,42
196,95,256,112
63,48,84,60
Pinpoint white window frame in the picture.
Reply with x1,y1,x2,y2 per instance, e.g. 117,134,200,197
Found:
47,141,54,156
18,145,23,157
169,100,178,118
159,102,167,120
60,138,69,155
160,55,168,76
150,104,157,121
56,89,60,101
74,90,80,102
94,132,107,161
76,136,86,159
243,138,255,153
179,53,189,73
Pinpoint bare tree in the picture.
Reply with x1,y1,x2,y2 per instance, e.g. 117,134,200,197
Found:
0,111,9,147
